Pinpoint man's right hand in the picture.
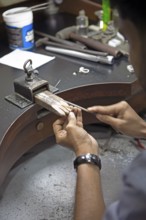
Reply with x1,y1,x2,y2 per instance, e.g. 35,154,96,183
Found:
53,109,99,156
88,101,146,138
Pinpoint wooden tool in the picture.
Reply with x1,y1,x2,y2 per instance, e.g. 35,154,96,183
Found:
35,90,90,116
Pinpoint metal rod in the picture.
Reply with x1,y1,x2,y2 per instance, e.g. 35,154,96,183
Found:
45,46,114,64
69,32,122,58
36,39,108,56
35,30,86,49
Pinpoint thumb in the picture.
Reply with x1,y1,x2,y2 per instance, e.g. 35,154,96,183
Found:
96,114,121,127
67,111,77,126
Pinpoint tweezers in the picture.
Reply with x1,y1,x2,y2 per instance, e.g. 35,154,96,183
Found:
66,100,90,113
7,3,49,15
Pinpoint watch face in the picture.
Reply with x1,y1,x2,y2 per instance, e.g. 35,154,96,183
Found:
86,153,92,162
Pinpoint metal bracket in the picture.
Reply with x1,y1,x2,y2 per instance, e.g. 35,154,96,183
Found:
5,93,33,109
5,59,58,109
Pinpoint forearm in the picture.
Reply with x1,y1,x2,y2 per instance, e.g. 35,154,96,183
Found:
140,120,146,138
74,164,105,220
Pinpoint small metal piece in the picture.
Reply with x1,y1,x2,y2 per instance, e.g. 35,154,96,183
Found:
127,64,134,73
54,79,61,88
79,67,89,74
73,72,77,76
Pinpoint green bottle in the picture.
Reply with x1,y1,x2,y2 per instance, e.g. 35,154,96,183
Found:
102,0,111,31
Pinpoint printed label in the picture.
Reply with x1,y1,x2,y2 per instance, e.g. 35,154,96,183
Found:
6,23,34,50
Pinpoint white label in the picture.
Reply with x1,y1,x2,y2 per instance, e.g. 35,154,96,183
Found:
25,30,34,42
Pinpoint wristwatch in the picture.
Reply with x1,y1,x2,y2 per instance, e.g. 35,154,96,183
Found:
74,153,101,170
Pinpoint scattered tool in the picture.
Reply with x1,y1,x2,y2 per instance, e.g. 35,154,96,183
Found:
56,26,122,57
35,30,85,49
35,37,108,56
45,46,114,64
55,26,77,39
7,2,50,15
55,27,124,57
69,32,123,58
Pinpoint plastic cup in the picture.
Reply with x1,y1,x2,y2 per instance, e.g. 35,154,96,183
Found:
2,7,34,50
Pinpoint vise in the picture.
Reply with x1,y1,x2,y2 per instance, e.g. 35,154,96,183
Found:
5,59,73,116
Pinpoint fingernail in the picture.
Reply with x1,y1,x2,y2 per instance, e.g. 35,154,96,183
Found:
69,111,74,116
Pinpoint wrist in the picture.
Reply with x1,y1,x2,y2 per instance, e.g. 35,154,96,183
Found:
74,143,99,157
141,121,146,138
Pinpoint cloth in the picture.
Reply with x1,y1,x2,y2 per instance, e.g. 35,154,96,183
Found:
103,151,146,220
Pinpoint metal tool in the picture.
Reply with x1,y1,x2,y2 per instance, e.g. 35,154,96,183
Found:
45,46,114,64
7,3,50,15
5,59,92,116
35,30,86,49
55,26,77,39
36,37,108,56
65,100,90,113
69,32,123,58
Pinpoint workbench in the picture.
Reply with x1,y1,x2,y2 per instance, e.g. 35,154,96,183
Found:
0,11,146,188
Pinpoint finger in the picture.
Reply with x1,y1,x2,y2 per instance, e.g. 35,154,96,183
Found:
76,109,83,127
67,111,77,126
53,100,71,115
71,106,80,113
62,117,69,130
71,107,78,115
59,104,71,115
61,102,73,112
96,113,122,128
87,103,122,116
52,104,66,116
53,118,66,134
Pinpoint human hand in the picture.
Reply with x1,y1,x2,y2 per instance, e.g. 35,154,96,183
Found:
53,109,99,156
88,101,146,138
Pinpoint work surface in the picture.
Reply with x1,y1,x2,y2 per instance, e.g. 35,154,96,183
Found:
0,47,135,144
0,12,137,145
0,10,145,220
0,11,139,139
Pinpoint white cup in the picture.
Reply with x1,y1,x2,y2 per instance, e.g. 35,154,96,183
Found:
2,7,34,50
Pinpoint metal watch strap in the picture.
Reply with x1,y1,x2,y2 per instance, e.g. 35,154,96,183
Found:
74,153,101,170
